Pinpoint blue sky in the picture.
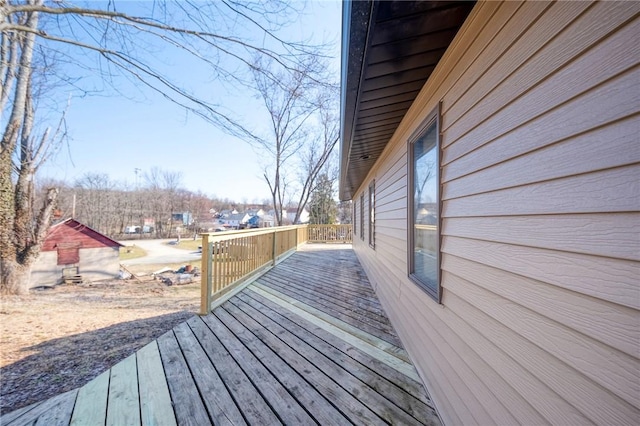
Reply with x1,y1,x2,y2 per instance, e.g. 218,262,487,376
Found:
38,0,342,203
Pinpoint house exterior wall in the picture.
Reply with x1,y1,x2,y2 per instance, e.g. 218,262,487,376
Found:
31,247,121,287
351,1,640,424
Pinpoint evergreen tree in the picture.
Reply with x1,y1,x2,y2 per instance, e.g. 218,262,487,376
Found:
308,174,337,224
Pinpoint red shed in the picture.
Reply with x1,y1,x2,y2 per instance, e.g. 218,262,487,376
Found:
31,218,123,287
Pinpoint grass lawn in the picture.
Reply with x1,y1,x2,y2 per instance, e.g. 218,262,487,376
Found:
124,262,200,275
119,244,147,260
170,238,202,251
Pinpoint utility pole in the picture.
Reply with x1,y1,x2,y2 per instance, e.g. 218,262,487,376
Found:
134,168,141,189
134,168,143,239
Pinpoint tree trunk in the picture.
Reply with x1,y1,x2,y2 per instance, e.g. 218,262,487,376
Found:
0,1,41,294
0,258,31,295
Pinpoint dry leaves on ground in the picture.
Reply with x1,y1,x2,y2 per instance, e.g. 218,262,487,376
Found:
0,279,200,415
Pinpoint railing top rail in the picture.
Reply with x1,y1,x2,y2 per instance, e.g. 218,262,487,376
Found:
199,224,306,243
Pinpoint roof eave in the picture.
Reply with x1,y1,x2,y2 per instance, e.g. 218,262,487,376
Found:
339,0,374,201
338,1,476,202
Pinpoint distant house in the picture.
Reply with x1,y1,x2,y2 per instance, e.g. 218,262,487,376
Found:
286,208,310,224
219,209,239,219
266,209,282,218
222,213,250,229
259,214,275,228
246,215,260,228
262,208,309,225
31,218,123,287
246,208,265,217
171,212,192,225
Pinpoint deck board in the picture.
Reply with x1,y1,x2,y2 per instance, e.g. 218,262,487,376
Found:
206,307,350,425
258,272,394,330
251,283,413,366
274,259,381,300
1,400,43,424
219,300,386,426
224,298,428,425
5,390,77,426
199,312,314,425
273,257,387,311
233,291,436,417
172,319,245,426
69,370,109,426
32,389,77,426
187,316,281,425
237,289,425,399
2,245,442,426
258,274,402,347
157,331,212,426
106,354,140,426
137,341,176,426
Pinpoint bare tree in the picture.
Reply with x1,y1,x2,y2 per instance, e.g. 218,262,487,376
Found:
241,56,337,225
0,1,319,130
0,2,71,293
144,167,184,238
0,0,326,293
291,95,339,224
74,172,118,234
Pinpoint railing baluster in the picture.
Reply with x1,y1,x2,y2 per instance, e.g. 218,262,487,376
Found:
200,225,310,314
303,224,353,243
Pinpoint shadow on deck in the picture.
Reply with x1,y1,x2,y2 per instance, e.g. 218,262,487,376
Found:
2,245,441,425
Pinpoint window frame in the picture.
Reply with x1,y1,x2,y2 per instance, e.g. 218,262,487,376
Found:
353,202,357,235
368,180,375,249
360,193,364,240
407,104,442,303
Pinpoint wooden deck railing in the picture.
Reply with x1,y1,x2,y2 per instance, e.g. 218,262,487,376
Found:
307,224,353,243
200,225,307,314
200,224,352,314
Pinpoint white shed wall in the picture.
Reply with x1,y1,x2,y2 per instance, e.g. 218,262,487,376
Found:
31,247,121,287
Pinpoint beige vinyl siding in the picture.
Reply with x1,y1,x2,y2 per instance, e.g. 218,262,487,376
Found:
351,1,640,424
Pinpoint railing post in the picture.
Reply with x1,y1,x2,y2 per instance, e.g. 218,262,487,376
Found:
200,233,212,315
272,228,277,266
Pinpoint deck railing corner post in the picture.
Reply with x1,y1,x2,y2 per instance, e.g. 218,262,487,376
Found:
200,233,212,315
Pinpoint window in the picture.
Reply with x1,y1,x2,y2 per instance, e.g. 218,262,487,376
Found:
360,193,364,240
353,202,357,235
56,243,80,265
408,105,441,302
368,180,375,248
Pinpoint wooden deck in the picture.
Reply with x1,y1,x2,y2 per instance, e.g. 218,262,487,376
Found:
2,245,441,425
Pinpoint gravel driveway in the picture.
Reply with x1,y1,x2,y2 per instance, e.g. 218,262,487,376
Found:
119,239,202,265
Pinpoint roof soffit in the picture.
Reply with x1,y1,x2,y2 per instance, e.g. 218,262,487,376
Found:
339,0,475,200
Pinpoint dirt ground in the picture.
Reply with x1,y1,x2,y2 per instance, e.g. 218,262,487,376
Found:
0,271,201,415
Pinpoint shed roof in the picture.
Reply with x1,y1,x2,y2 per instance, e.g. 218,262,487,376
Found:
42,218,123,251
339,0,475,200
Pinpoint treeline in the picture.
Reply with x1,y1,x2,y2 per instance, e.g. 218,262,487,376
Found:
38,170,269,239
